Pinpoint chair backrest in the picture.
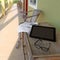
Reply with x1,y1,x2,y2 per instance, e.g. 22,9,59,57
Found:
30,9,40,23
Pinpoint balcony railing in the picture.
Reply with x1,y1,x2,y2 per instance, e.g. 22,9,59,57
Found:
0,0,14,18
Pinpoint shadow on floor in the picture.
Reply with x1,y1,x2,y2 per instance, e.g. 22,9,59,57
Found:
0,13,18,30
8,38,24,60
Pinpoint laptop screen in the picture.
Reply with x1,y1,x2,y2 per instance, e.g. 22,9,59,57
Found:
30,25,56,42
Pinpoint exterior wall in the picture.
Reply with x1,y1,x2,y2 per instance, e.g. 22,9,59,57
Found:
37,0,60,31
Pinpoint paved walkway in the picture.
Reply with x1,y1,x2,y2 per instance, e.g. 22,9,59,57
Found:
0,4,24,60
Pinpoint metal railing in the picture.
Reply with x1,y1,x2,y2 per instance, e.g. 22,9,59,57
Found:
0,0,13,18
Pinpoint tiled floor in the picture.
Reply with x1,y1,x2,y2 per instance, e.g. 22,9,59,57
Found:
0,4,24,60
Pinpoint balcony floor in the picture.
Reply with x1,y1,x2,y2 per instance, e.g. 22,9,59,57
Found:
0,4,24,60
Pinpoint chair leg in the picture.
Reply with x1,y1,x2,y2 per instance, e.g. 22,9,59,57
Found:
16,33,21,49
16,32,24,49
21,32,24,45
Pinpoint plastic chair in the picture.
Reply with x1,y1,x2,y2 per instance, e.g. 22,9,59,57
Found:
16,9,40,48
18,9,40,33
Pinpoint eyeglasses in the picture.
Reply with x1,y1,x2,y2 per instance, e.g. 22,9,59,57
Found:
34,39,51,52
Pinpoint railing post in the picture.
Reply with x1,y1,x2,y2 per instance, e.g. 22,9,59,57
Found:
10,0,13,7
7,0,9,9
1,0,5,16
7,0,13,9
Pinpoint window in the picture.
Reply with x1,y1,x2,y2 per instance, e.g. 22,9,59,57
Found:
29,0,38,9
30,0,36,5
